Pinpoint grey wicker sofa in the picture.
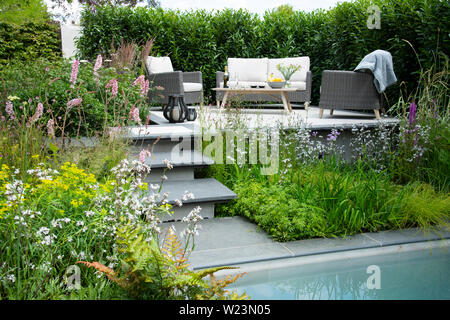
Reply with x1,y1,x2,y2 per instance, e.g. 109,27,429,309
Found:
318,70,382,120
144,56,203,107
215,57,312,108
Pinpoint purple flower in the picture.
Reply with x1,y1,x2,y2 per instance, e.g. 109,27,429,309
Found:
70,59,80,88
408,102,417,126
327,129,340,141
311,131,318,137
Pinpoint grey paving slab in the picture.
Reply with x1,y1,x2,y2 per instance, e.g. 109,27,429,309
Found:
177,216,274,251
129,147,214,168
189,243,291,269
151,106,399,131
154,178,237,204
360,227,450,247
281,233,381,257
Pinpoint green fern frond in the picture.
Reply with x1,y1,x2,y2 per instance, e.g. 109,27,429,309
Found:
194,266,239,280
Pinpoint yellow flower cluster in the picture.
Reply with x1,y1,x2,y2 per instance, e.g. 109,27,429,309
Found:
0,165,9,218
36,162,99,210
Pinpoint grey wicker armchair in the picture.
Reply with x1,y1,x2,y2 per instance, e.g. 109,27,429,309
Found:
318,70,382,120
144,56,203,107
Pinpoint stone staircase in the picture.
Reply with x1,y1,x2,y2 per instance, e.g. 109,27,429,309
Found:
126,124,237,221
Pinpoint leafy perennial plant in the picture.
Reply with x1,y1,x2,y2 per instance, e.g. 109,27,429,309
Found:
0,157,244,299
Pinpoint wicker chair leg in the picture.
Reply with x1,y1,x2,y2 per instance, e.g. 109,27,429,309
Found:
330,109,334,116
217,100,220,108
319,108,324,119
304,101,310,110
381,107,386,114
374,109,381,120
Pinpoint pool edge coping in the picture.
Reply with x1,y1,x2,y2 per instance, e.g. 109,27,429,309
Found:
192,225,450,271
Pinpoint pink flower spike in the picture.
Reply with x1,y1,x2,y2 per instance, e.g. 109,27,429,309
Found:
94,54,102,72
66,98,83,110
70,59,80,88
94,54,102,81
133,75,145,87
129,106,142,125
139,149,151,163
133,75,149,97
31,102,44,123
105,78,118,98
47,119,54,137
5,101,16,120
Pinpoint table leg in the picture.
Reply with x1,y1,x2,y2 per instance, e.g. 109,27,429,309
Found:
280,92,292,113
374,109,381,120
220,92,229,108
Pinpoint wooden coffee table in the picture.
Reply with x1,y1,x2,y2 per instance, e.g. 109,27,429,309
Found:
213,87,298,113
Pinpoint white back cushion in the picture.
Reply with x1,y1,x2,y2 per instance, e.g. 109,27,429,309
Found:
146,56,174,74
228,58,268,82
268,57,310,82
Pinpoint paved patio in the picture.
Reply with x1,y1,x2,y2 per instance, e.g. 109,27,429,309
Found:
149,105,400,131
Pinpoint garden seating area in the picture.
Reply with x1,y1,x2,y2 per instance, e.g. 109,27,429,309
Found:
0,0,449,302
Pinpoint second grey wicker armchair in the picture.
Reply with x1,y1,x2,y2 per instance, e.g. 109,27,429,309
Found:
318,70,382,120
144,56,203,107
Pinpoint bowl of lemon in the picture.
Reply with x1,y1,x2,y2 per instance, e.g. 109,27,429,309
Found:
267,75,286,88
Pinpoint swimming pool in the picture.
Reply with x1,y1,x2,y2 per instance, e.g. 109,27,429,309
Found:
227,240,450,300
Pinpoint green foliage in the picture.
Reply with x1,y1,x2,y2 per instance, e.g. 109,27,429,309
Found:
0,22,61,65
217,163,450,242
220,180,327,241
389,57,450,191
77,0,450,106
0,58,149,137
78,222,248,300
0,0,49,25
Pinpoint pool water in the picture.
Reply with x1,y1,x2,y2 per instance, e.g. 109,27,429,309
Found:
229,244,450,300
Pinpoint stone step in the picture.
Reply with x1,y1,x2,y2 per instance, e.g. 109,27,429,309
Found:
124,125,199,142
151,178,237,221
129,148,214,169
130,145,214,182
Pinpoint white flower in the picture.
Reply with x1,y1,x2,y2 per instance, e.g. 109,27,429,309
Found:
85,210,95,217
174,199,182,207
36,227,50,236
6,274,15,283
163,159,173,170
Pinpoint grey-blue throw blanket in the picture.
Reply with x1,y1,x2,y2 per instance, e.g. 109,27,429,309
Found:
354,50,397,93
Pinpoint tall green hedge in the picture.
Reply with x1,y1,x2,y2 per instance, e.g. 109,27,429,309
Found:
0,22,61,65
77,0,450,105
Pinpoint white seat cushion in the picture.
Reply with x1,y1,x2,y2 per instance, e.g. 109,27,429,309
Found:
288,81,307,90
228,58,268,82
268,57,310,82
146,56,174,74
183,82,202,92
